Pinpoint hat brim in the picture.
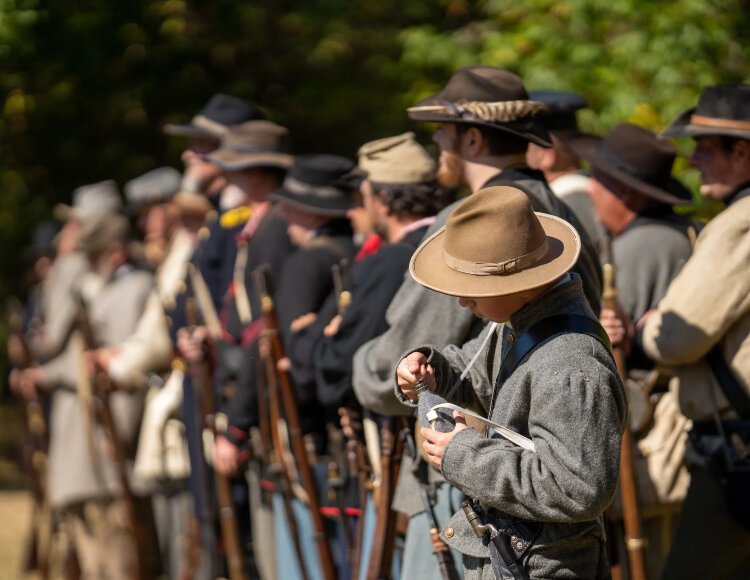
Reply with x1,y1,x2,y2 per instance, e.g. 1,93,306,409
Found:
410,212,581,298
408,94,553,148
206,150,293,172
569,136,691,206
172,192,214,216
271,189,352,217
662,107,750,140
163,123,221,141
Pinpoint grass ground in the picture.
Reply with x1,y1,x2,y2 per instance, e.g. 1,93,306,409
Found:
0,401,34,579
0,491,31,580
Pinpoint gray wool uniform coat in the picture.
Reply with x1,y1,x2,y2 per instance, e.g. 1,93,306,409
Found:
395,276,627,579
42,265,154,509
353,168,603,519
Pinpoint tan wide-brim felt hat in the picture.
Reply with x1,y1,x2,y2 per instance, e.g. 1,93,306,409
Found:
410,185,581,297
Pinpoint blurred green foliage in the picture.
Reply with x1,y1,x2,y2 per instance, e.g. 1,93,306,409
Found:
1,0,748,319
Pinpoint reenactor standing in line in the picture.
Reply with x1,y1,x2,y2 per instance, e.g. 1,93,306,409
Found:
91,166,207,578
272,154,358,436
14,187,161,578
178,119,294,578
263,154,359,577
353,65,602,580
163,96,270,578
526,90,606,256
23,182,121,364
165,94,268,316
395,185,625,579
611,83,750,579
313,133,448,411
574,123,696,577
197,119,295,472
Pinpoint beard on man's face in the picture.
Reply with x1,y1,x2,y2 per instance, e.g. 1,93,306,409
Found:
437,149,465,187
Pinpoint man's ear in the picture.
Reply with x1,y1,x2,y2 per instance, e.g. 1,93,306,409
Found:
538,147,557,172
733,139,750,162
462,126,485,158
374,190,391,218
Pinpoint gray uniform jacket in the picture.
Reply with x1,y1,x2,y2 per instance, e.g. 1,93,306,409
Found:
395,276,626,578
353,169,603,517
30,252,90,362
44,265,153,508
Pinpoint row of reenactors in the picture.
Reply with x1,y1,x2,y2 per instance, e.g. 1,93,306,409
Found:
6,66,750,579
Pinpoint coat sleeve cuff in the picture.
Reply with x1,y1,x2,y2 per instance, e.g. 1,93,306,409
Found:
392,345,438,408
223,424,248,447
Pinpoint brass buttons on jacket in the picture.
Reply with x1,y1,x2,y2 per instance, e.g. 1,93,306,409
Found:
444,527,455,538
507,333,515,344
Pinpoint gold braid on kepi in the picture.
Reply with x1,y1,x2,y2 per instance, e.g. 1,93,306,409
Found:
408,99,547,123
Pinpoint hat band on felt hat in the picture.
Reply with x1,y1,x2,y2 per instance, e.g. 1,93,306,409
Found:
596,146,660,184
283,176,344,199
192,115,230,137
690,115,750,132
408,99,546,124
442,238,549,276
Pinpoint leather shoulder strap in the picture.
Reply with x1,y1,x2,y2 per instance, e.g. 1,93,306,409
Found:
498,314,612,386
706,345,750,419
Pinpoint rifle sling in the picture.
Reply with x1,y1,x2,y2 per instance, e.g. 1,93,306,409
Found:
706,344,750,419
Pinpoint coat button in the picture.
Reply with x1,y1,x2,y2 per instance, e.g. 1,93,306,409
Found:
444,527,454,538
507,333,515,344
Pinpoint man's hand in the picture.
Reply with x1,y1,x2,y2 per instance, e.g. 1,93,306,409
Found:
600,307,634,354
177,326,209,363
420,411,468,469
396,351,435,401
276,357,291,372
214,434,241,476
87,347,121,372
290,312,317,333
323,314,342,337
338,406,362,441
14,367,45,400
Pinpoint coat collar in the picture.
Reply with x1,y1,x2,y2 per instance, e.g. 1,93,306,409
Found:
507,273,592,334
725,181,750,207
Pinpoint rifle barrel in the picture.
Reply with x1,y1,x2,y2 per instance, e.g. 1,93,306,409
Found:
185,295,248,580
254,266,338,580
602,262,648,580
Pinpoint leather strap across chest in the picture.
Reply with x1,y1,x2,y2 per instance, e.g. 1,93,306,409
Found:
489,314,613,417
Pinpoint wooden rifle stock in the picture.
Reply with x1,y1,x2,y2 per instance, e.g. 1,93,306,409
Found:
347,431,370,580
258,330,309,580
366,415,403,580
253,265,338,580
603,262,648,580
332,259,352,316
76,298,147,580
184,296,247,580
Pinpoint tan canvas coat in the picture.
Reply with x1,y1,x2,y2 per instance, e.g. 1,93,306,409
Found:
641,195,750,421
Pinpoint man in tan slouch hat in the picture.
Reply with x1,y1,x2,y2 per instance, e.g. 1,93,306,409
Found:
395,185,625,579
619,83,750,579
